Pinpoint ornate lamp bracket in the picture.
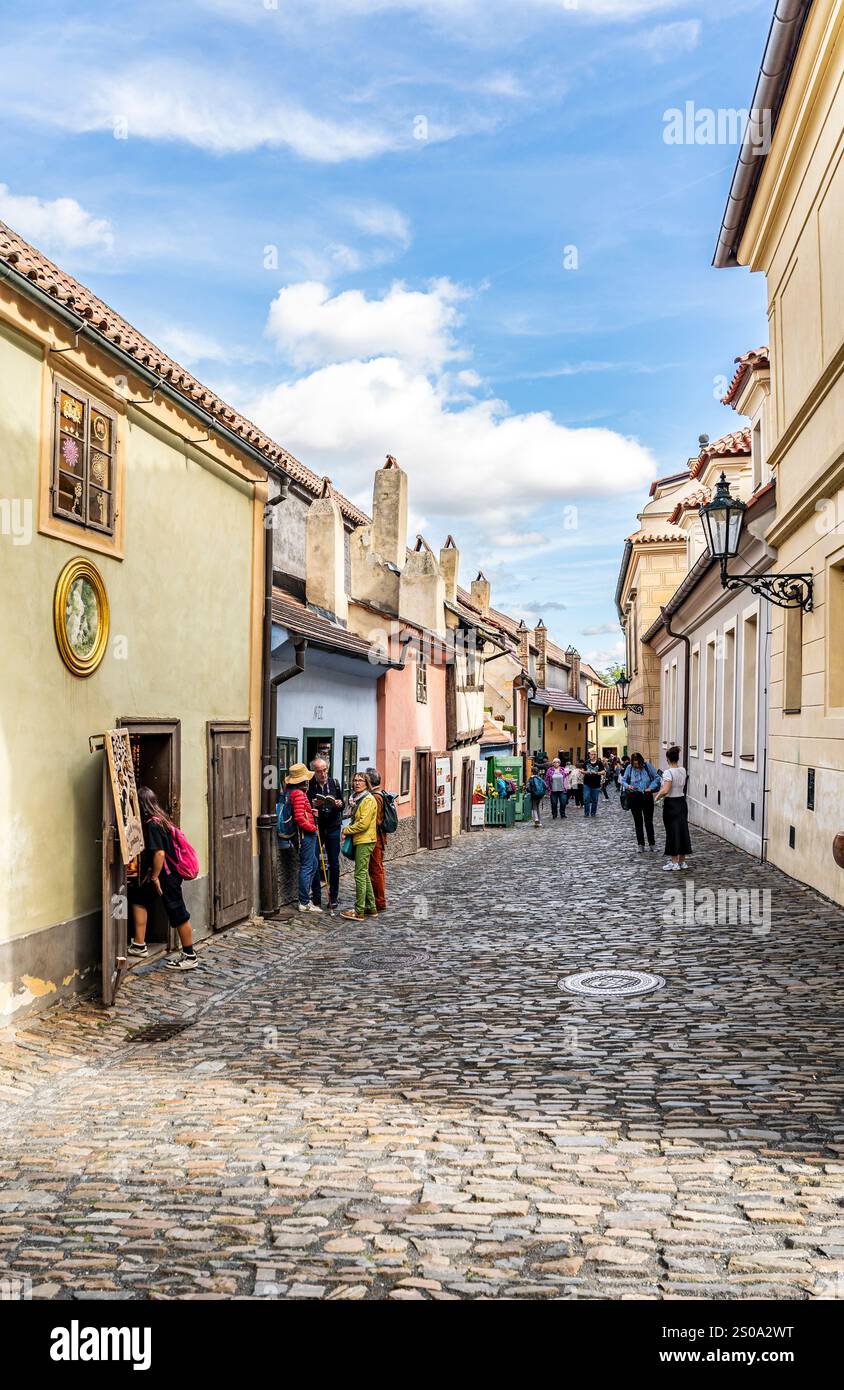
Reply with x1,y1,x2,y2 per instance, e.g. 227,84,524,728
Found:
720,559,813,611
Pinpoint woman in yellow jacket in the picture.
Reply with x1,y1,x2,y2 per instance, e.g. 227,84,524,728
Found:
341,771,379,920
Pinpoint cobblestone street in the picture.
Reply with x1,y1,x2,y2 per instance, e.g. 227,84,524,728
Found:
2,799,844,1301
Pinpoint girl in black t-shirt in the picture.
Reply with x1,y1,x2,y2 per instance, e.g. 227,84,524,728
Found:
127,786,197,970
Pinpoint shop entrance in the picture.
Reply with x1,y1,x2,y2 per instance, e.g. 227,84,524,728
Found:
101,719,181,1005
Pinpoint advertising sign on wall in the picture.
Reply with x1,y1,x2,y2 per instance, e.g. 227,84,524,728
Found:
471,757,488,827
435,755,452,815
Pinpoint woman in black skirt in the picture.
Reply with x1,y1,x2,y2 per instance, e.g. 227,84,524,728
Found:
654,745,692,871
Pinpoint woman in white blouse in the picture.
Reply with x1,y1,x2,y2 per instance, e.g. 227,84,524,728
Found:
654,745,692,871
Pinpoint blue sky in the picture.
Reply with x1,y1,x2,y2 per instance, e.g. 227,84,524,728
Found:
0,0,771,668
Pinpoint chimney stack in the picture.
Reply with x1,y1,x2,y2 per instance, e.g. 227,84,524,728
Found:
305,478,348,623
516,619,529,670
534,620,547,689
400,535,446,635
470,570,491,619
372,454,408,570
566,645,581,699
439,535,459,604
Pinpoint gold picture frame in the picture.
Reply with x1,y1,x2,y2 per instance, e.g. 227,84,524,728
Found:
53,556,110,677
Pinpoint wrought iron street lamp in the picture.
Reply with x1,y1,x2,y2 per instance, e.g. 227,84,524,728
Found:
616,670,630,704
699,472,813,611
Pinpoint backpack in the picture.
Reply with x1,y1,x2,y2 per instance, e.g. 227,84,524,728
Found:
276,790,297,845
152,818,199,880
529,774,546,799
379,790,398,834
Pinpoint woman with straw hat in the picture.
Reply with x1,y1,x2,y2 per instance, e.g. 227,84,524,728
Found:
285,763,323,914
341,771,379,921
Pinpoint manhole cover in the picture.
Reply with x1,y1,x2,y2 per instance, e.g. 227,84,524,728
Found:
129,1019,194,1043
560,970,665,998
348,950,428,970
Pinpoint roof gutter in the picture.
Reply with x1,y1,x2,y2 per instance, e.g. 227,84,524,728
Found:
0,260,296,490
713,0,813,268
615,539,633,624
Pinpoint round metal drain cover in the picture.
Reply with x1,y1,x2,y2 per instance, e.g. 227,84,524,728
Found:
349,950,427,971
560,969,665,998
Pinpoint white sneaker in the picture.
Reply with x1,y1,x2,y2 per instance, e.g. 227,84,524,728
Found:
298,902,323,914
678,861,690,870
662,862,679,872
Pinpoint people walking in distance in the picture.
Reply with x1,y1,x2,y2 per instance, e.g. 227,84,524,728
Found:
366,766,388,914
544,757,568,820
655,745,692,871
285,763,323,913
527,765,547,826
567,760,584,808
582,754,604,818
341,772,379,921
495,768,510,798
600,756,611,799
621,752,661,852
307,757,343,914
127,786,198,970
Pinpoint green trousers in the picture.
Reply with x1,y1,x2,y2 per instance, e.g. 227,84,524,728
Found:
353,842,377,915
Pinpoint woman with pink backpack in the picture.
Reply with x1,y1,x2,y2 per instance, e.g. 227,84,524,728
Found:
128,785,199,971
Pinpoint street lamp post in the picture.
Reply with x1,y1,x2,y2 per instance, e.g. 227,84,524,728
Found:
699,472,813,611
614,669,642,717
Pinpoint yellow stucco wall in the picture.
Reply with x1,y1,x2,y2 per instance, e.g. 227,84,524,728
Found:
739,0,844,904
0,312,261,944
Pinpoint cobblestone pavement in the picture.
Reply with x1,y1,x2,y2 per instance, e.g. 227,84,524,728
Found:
2,798,844,1301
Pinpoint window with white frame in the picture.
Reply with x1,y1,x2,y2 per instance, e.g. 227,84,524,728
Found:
751,418,763,492
784,604,803,714
740,609,759,762
704,636,716,756
689,645,700,754
721,622,736,760
670,660,678,745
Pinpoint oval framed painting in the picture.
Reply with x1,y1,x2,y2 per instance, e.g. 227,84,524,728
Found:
54,557,110,677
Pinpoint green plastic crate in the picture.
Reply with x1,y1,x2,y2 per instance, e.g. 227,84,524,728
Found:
485,796,516,828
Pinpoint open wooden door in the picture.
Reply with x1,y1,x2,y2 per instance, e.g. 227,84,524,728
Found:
101,751,129,1006
460,756,473,832
431,752,453,850
208,723,252,930
416,749,432,850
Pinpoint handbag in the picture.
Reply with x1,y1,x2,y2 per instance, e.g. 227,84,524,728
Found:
620,787,630,811
341,833,356,860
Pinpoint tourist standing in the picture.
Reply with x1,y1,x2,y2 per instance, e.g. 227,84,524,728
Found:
654,745,692,871
307,758,343,913
620,753,661,852
544,757,568,820
568,760,584,808
341,772,378,920
366,766,388,914
127,786,198,970
286,763,323,914
582,755,604,818
527,766,547,827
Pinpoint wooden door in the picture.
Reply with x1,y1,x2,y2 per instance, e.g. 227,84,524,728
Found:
101,757,128,1006
416,749,432,850
460,756,473,832
431,751,453,850
209,724,252,930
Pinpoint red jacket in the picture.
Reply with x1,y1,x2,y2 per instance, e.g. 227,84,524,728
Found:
289,786,316,833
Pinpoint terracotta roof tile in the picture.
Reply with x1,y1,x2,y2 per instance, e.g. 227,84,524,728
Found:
690,427,751,479
721,347,770,407
272,591,386,663
533,687,593,717
0,219,370,526
596,685,624,710
668,484,711,525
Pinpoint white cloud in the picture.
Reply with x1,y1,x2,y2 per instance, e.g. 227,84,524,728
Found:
631,19,701,61
0,184,114,256
248,352,655,523
204,0,687,24
6,60,401,163
265,278,468,370
581,622,620,635
152,323,264,368
346,202,412,247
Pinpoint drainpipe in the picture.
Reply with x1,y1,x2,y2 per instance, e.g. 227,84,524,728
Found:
257,484,288,916
661,606,691,783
